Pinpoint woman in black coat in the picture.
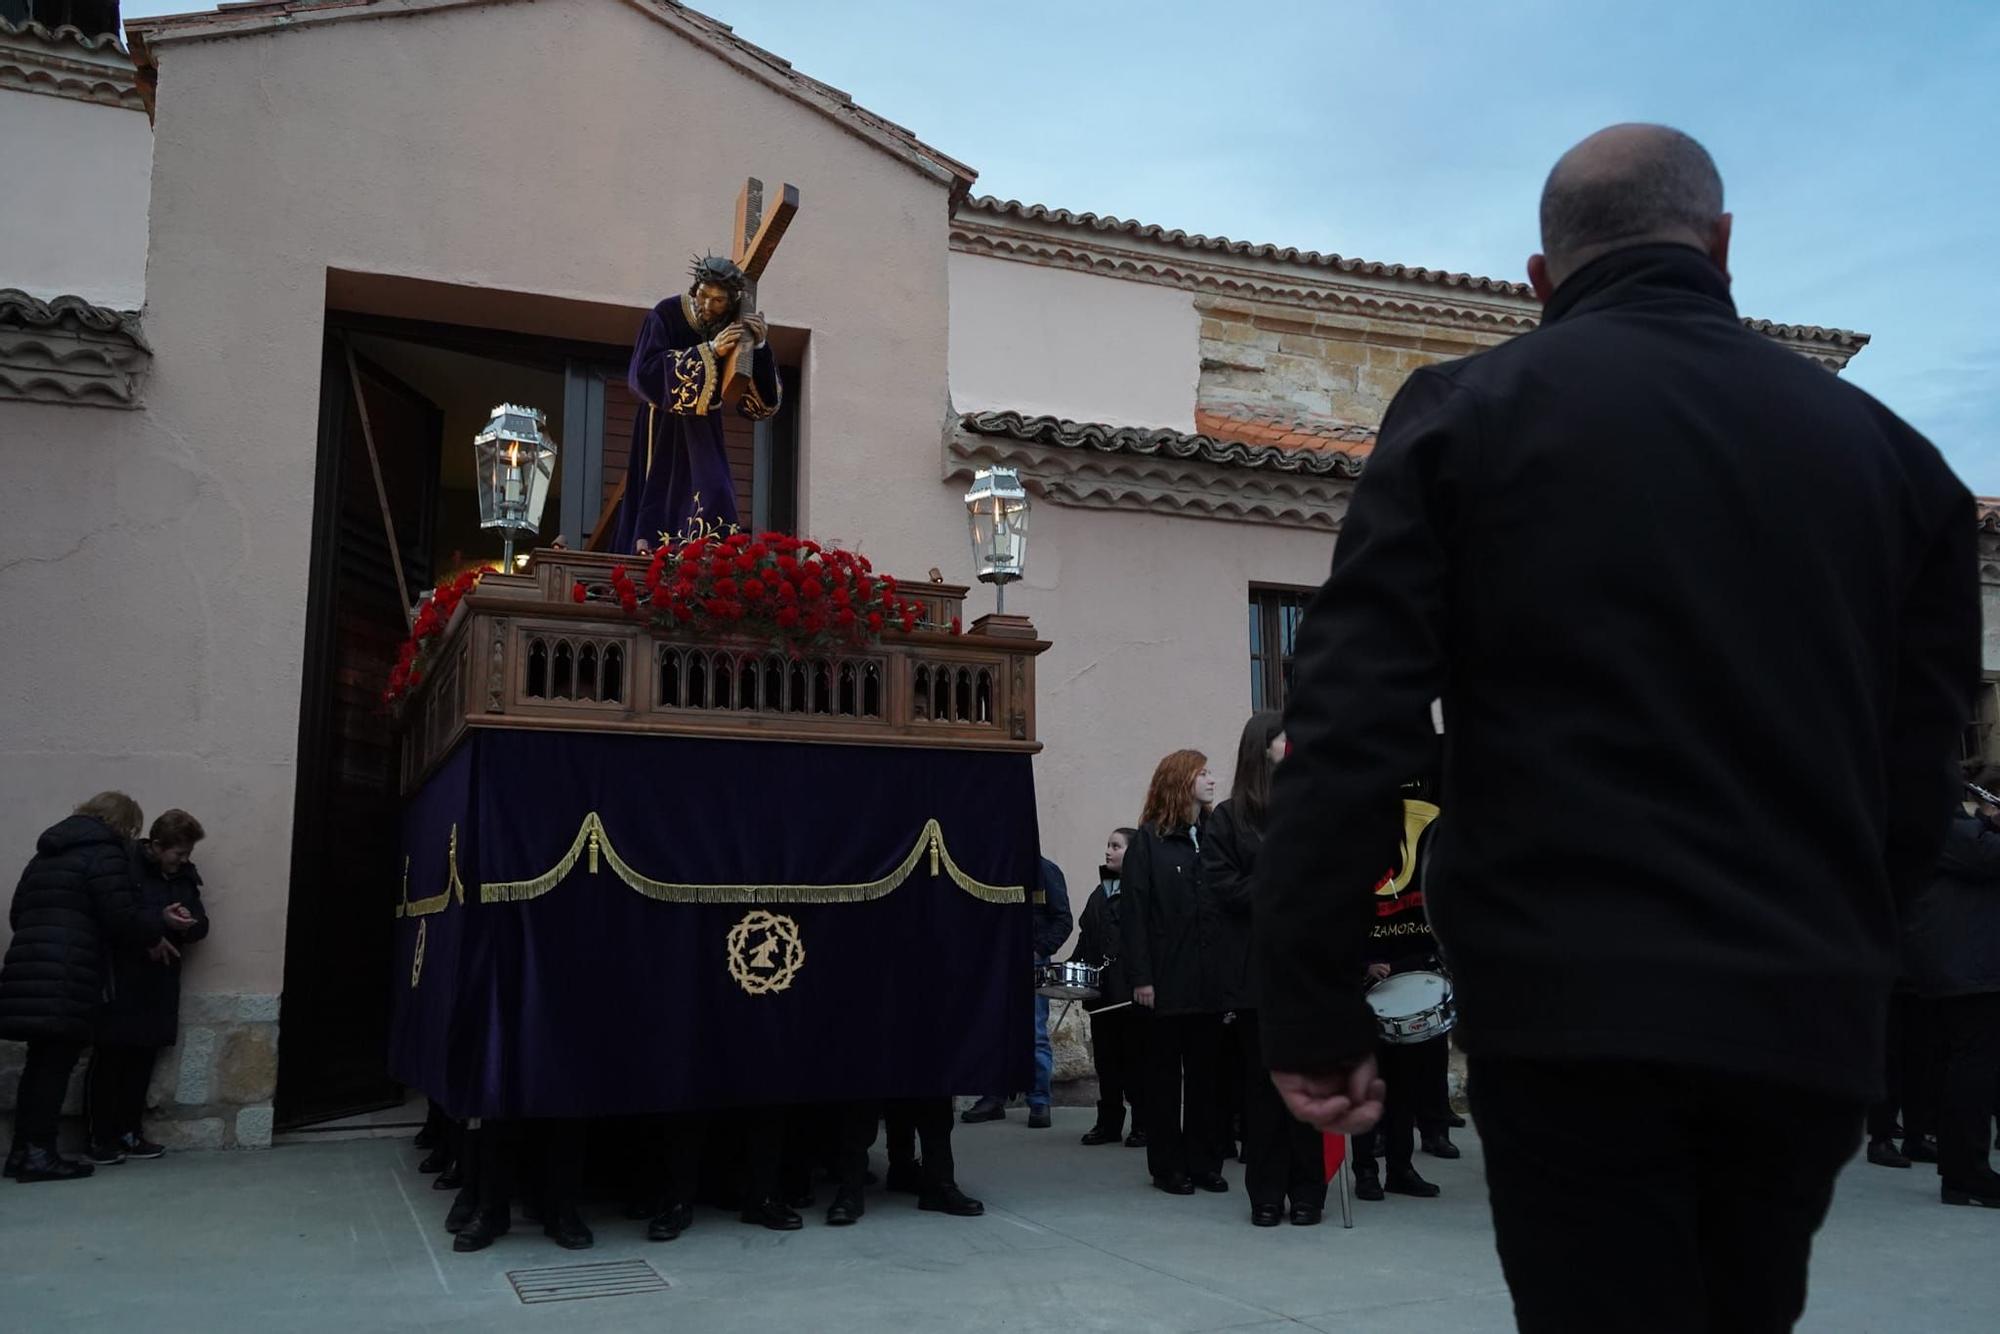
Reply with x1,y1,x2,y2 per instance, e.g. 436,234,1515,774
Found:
87,808,211,1164
0,792,183,1182
1120,749,1222,1194
1204,711,1329,1226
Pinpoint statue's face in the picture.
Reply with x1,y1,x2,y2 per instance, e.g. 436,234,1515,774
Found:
690,282,736,332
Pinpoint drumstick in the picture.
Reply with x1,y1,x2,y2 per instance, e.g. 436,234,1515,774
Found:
1087,1001,1135,1015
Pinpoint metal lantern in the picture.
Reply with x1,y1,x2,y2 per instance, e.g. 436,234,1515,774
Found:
472,403,557,567
963,465,1031,613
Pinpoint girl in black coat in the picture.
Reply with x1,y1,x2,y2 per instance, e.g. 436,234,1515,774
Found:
1204,712,1329,1226
86,809,211,1164
1119,749,1223,1194
1073,827,1146,1147
0,792,183,1182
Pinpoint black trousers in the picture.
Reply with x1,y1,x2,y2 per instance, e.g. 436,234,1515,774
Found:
1868,992,1940,1141
1934,992,2000,1187
1356,1034,1448,1172
11,1039,84,1147
1228,1011,1326,1211
832,1097,956,1193
663,1107,785,1207
86,1044,158,1144
1142,1011,1223,1182
1471,1056,1861,1334
1089,1006,1147,1135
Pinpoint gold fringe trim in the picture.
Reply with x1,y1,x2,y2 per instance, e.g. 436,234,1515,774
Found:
480,816,1025,906
397,824,465,918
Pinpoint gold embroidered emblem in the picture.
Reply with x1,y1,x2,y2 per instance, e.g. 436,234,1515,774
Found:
410,917,428,989
726,910,804,996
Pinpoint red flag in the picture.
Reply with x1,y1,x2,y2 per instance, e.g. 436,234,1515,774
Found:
1322,1131,1347,1183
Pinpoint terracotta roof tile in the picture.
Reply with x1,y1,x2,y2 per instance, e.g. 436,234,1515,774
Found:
1194,404,1376,459
958,411,1365,479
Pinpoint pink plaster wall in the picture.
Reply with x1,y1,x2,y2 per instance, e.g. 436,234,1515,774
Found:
0,0,962,995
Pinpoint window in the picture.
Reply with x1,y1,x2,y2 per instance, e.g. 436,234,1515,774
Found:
1248,587,1311,712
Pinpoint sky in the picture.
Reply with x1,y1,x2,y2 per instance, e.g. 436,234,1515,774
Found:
121,0,2000,491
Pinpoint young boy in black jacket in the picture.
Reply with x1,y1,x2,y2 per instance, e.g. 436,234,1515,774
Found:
1073,829,1146,1147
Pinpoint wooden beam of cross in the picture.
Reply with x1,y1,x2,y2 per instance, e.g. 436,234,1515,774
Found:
719,176,798,407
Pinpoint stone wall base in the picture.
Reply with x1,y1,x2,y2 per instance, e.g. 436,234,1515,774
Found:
0,992,280,1149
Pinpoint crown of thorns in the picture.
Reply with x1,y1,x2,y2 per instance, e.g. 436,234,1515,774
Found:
687,253,748,297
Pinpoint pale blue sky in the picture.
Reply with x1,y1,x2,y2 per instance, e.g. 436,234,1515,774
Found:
124,1,2000,491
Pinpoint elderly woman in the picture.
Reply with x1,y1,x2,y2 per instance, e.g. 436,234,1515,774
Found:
1,792,188,1183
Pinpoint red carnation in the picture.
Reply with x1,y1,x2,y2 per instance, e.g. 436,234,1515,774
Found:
570,581,587,603
831,586,851,609
950,616,963,635
866,610,884,632
743,578,767,602
802,609,825,634
650,585,670,609
775,605,800,629
733,553,755,573
673,604,694,622
775,581,798,603
715,577,739,599
746,543,768,561
620,592,639,614
835,607,856,629
800,577,825,601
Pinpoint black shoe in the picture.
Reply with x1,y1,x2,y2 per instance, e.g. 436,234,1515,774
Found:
1905,1135,1939,1164
825,1188,866,1226
84,1142,128,1167
452,1209,510,1252
432,1164,463,1191
445,1188,480,1234
1124,1131,1148,1149
1250,1204,1283,1227
884,1161,924,1195
1027,1106,1052,1129
959,1100,1005,1124
1353,1171,1385,1202
1152,1174,1196,1196
1868,1138,1913,1169
1445,1111,1467,1129
543,1206,593,1250
1941,1171,2000,1208
647,1202,695,1241
1385,1166,1440,1198
740,1197,804,1231
1193,1172,1229,1193
1421,1133,1461,1160
417,1146,451,1174
118,1134,165,1160
14,1145,95,1182
1080,1125,1121,1145
1290,1205,1324,1226
919,1183,984,1216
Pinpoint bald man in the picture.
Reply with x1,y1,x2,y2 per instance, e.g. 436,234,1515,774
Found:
1256,125,1978,1332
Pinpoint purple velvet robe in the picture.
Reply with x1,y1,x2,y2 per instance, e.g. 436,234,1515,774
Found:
611,292,781,552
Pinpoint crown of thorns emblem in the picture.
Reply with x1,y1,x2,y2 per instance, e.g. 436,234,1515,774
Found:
726,910,804,996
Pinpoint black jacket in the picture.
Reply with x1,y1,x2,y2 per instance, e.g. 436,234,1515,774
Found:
0,816,165,1044
1200,799,1259,1012
1032,857,1074,960
1256,245,1978,1102
1903,813,2000,999
97,844,211,1048
1071,874,1132,1009
1120,822,1218,1016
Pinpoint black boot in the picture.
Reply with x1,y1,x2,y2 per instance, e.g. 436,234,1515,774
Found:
1352,1161,1385,1202
1941,1168,2000,1208
1905,1134,1940,1164
543,1205,593,1250
740,1197,804,1231
918,1182,984,1216
1385,1165,1440,1197
648,1201,695,1241
1080,1123,1122,1146
452,1208,511,1252
13,1144,94,1183
825,1187,865,1226
1421,1131,1461,1160
432,1161,463,1191
1867,1137,1913,1169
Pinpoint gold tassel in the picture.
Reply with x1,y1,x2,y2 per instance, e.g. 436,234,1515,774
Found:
588,824,601,875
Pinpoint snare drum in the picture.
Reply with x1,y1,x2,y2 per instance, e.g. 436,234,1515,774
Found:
1364,970,1456,1044
1034,960,1101,1001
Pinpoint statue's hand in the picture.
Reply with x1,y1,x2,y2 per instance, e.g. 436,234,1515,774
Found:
711,327,745,358
739,313,769,345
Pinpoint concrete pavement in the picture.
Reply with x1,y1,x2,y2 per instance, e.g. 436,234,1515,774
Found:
0,1108,1993,1332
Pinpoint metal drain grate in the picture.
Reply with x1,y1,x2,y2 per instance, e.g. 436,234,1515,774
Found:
506,1258,670,1305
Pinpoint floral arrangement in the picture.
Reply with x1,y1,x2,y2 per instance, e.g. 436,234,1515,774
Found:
383,567,484,706
577,530,957,650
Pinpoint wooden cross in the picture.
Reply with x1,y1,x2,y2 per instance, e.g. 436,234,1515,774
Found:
720,176,799,406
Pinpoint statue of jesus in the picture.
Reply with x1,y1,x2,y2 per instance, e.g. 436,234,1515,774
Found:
611,254,782,554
